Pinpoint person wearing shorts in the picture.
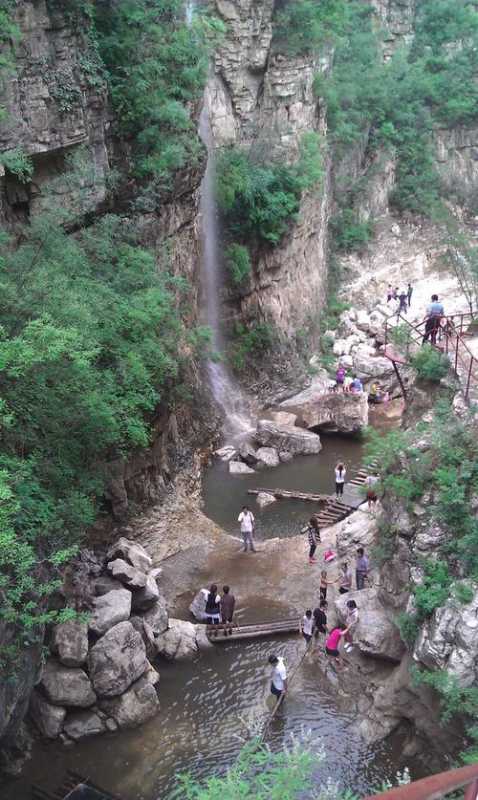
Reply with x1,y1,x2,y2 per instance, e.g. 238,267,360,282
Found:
269,654,287,699
325,626,347,663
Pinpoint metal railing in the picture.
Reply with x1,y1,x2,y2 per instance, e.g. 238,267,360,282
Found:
384,313,478,403
364,762,478,800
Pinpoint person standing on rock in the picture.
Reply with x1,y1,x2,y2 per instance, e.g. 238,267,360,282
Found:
205,584,221,624
238,506,256,552
344,599,359,653
269,654,287,701
387,285,393,302
337,561,352,594
398,290,408,315
335,462,346,498
356,547,370,590
300,609,314,646
305,516,320,564
407,282,413,307
220,585,235,632
335,364,346,392
313,599,328,648
423,294,444,345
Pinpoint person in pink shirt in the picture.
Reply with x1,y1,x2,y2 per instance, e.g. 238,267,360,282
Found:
325,624,347,665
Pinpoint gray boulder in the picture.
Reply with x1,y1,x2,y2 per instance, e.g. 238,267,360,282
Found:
255,446,280,468
107,537,152,573
154,619,199,661
277,392,368,434
214,445,237,461
88,621,148,698
229,461,255,475
279,451,293,463
238,441,259,466
63,710,105,741
336,511,378,557
107,558,147,589
30,690,66,738
89,588,132,636
336,589,405,663
414,584,478,688
131,573,160,612
51,619,89,667
39,660,96,708
254,420,321,456
353,353,394,379
93,575,125,596
256,492,277,508
99,673,159,729
142,597,169,635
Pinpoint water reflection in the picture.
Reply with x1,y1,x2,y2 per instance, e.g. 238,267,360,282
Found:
1,636,418,800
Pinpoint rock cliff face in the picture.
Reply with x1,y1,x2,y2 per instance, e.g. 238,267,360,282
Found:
0,0,110,223
208,0,330,341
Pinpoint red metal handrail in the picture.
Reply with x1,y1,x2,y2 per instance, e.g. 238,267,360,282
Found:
363,762,478,800
384,313,478,402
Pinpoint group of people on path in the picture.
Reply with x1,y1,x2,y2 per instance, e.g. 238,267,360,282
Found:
334,367,363,394
269,594,361,699
200,584,236,627
387,283,413,312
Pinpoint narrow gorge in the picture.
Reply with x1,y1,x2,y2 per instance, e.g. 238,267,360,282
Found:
1,1,478,798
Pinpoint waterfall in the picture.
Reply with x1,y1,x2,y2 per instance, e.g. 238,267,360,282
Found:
198,103,253,440
185,0,252,439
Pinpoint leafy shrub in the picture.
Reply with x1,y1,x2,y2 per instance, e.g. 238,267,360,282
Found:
317,0,478,216
396,612,420,647
225,243,251,286
414,560,452,620
0,212,189,663
330,208,373,252
230,322,276,372
216,133,323,249
411,345,450,381
95,0,223,191
0,148,33,182
272,0,347,55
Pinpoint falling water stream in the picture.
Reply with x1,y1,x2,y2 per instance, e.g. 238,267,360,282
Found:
198,101,253,439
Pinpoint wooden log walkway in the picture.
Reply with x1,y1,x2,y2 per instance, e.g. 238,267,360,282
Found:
206,618,300,642
247,462,377,529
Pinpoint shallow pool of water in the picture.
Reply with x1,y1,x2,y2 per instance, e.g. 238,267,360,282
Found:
1,636,428,800
202,434,365,539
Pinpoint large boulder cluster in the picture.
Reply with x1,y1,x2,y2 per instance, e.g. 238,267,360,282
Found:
29,538,166,743
325,302,408,390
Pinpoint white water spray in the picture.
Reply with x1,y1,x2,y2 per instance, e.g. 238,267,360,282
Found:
198,103,252,439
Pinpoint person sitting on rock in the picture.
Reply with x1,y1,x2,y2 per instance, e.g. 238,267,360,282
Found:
350,376,363,393
368,382,382,404
335,365,346,392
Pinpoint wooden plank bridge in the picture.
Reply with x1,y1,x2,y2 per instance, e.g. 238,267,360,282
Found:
206,618,301,642
247,465,374,529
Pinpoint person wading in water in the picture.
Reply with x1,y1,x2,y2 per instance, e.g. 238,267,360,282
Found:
268,654,287,701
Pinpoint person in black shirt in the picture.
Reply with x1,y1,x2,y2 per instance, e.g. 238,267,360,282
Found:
313,599,328,649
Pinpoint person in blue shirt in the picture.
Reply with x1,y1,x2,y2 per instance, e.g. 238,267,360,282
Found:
350,376,363,393
423,294,444,344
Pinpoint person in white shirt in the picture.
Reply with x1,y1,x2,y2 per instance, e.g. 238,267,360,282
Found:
238,505,256,552
300,610,314,645
344,599,359,652
334,462,346,499
268,654,287,699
